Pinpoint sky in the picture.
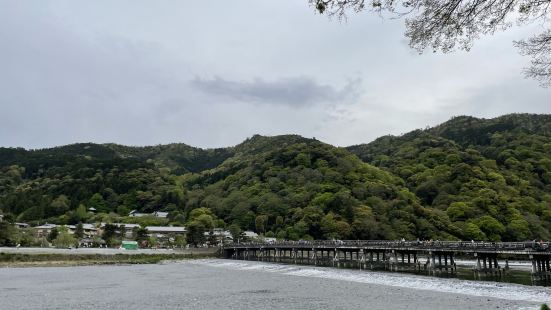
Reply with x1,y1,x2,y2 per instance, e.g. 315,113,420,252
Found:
1,1,550,149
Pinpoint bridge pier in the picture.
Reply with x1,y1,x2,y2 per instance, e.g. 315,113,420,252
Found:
531,255,551,281
474,253,503,277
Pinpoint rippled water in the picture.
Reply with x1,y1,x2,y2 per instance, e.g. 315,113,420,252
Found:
1,259,550,309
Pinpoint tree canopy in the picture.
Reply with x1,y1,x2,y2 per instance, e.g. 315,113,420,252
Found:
0,114,549,242
310,0,551,86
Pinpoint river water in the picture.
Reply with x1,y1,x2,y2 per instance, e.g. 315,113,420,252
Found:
1,259,550,309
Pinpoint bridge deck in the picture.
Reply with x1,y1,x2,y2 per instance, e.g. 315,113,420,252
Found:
225,240,551,255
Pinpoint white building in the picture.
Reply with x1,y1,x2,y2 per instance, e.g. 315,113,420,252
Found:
15,223,30,229
243,231,259,240
128,210,148,217
128,210,169,218
145,226,186,242
153,211,169,218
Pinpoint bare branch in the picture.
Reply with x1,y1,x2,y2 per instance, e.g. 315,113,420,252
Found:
309,0,551,86
515,30,551,86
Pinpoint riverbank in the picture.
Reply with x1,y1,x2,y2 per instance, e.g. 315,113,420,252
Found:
0,247,219,267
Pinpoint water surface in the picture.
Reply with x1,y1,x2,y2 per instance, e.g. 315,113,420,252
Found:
1,259,550,309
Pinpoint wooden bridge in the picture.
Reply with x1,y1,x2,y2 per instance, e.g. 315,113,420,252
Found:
222,240,551,280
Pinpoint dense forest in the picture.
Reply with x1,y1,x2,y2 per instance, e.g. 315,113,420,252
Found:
1,114,550,242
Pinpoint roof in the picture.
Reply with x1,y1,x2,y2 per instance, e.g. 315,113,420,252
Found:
153,211,169,218
35,223,57,229
243,231,259,238
128,210,148,217
100,223,141,229
205,230,231,237
82,224,97,230
145,226,186,233
67,224,97,230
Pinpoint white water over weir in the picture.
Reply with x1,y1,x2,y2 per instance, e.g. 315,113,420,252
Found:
222,240,551,282
193,259,551,305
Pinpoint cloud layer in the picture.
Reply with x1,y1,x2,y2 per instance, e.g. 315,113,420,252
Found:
191,76,361,107
0,1,549,149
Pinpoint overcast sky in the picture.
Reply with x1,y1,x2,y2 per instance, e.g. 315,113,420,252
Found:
1,1,550,149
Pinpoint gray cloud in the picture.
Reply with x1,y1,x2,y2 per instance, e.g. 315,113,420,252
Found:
190,76,361,107
0,1,549,149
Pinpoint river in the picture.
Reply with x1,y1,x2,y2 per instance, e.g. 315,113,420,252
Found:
1,259,550,309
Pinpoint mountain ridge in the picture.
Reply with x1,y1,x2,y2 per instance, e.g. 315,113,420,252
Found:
0,113,550,242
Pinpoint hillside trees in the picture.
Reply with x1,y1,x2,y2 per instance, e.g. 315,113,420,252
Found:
0,114,549,242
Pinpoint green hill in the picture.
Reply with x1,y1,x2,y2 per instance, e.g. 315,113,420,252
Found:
0,113,550,241
347,113,551,241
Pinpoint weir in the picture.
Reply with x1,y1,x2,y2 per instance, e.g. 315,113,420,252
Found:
222,240,551,281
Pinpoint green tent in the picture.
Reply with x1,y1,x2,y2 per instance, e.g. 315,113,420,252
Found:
121,241,138,250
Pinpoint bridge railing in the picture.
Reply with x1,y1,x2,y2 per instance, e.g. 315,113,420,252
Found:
225,240,550,252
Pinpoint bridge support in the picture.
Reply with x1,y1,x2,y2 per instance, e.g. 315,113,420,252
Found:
531,254,551,282
474,253,503,278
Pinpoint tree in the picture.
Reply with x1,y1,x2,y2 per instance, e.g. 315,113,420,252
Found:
207,230,217,245
474,215,506,241
88,193,107,213
50,195,70,216
70,204,88,224
102,224,117,246
174,234,187,249
119,224,127,239
53,227,77,248
320,213,338,239
136,228,149,243
310,0,551,86
47,227,59,242
447,202,472,222
187,221,206,246
148,235,158,248
0,221,17,246
228,224,243,243
75,222,84,239
255,215,268,234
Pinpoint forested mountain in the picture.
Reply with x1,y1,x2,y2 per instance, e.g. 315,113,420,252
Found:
1,114,550,241
347,114,551,241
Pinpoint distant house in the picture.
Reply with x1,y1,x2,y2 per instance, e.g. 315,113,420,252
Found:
100,222,141,229
128,210,148,217
67,224,99,238
100,223,141,238
153,211,169,218
243,231,259,241
128,210,169,218
87,207,96,213
34,223,57,238
145,226,186,242
204,228,232,244
15,223,29,229
263,237,277,243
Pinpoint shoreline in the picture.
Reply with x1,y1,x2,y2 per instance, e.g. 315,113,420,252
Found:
0,248,219,268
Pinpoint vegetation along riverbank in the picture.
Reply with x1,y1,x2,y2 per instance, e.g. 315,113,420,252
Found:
0,250,218,268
